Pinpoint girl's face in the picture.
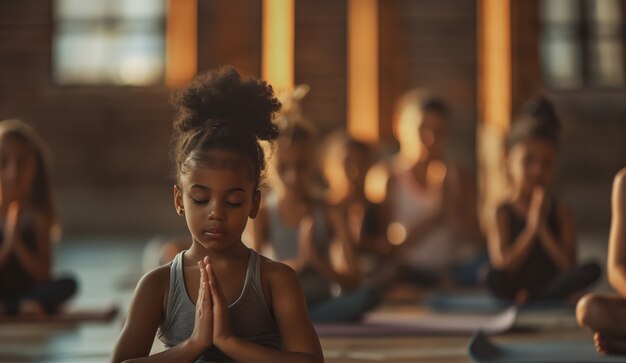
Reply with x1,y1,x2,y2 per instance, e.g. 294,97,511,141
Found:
275,139,314,196
174,149,260,253
417,110,447,159
394,108,447,160
0,135,37,205
343,145,371,194
507,138,557,196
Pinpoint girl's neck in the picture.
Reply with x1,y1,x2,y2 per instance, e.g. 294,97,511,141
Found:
186,238,249,264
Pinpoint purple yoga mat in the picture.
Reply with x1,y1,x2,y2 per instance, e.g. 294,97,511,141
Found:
315,306,517,337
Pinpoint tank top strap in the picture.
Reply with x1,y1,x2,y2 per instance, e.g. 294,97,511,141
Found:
160,251,185,335
249,249,263,293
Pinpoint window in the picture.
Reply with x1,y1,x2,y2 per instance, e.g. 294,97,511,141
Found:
53,0,166,86
541,0,624,89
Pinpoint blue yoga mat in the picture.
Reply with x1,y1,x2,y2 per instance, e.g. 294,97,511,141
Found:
468,331,626,362
426,292,573,313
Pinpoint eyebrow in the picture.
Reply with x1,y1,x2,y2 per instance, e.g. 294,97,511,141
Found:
190,185,246,193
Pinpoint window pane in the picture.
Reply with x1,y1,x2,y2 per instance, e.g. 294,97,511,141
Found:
589,39,624,87
53,0,166,86
541,38,583,89
541,0,581,24
55,0,107,20
53,28,110,84
587,0,621,28
111,33,165,85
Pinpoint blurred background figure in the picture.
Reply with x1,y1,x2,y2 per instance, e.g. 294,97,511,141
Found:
374,90,484,288
577,167,626,354
252,87,378,322
0,119,76,316
486,98,600,303
321,130,390,280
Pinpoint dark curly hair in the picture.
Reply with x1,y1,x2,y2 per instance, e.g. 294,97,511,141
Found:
507,96,561,150
171,66,281,188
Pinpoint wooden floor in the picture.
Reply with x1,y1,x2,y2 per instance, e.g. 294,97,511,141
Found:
0,237,607,363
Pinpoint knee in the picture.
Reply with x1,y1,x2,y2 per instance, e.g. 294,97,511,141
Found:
576,293,603,329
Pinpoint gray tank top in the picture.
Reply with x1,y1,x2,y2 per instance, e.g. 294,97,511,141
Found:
266,193,333,306
157,249,282,362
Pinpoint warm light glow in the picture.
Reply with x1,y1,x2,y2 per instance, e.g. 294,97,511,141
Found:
387,222,407,245
480,0,511,133
347,0,379,143
166,0,197,88
119,55,162,85
395,102,422,163
478,0,512,231
364,163,389,204
262,0,294,91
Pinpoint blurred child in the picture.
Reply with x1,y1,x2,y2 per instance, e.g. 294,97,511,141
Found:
111,67,323,362
577,167,626,354
0,119,76,316
486,98,600,302
252,91,377,322
382,90,482,286
322,131,390,276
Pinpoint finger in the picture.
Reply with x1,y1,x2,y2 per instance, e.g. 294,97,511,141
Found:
197,261,206,306
206,263,226,304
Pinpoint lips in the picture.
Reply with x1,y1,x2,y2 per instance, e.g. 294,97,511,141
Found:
203,226,226,237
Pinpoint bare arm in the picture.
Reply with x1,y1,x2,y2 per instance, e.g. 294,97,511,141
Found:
488,205,537,273
6,206,51,283
214,261,323,363
324,207,361,288
111,266,205,363
608,168,626,296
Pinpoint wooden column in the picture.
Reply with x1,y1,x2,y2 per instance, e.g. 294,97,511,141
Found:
478,0,511,229
347,0,379,143
477,0,541,229
166,0,198,88
262,0,294,91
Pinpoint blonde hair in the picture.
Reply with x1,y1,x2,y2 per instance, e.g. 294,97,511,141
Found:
0,119,61,242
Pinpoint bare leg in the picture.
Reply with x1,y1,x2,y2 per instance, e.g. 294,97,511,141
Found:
577,293,626,354
18,299,46,316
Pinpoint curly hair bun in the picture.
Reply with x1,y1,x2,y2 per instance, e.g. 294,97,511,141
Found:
173,66,280,142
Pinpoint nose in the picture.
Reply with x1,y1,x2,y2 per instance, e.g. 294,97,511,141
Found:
208,200,226,221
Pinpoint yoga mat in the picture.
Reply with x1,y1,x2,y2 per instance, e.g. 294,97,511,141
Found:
315,306,517,337
425,292,572,313
0,304,118,324
468,331,626,363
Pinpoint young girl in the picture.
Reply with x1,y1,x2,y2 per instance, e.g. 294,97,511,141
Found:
111,67,323,362
322,131,390,277
486,97,600,302
382,90,482,286
251,99,377,322
0,119,76,317
577,167,626,354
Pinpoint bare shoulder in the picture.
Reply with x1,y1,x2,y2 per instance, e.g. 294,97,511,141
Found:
259,256,298,284
614,167,626,192
134,262,171,304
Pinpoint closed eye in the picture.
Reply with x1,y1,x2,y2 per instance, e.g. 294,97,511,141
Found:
191,198,208,205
